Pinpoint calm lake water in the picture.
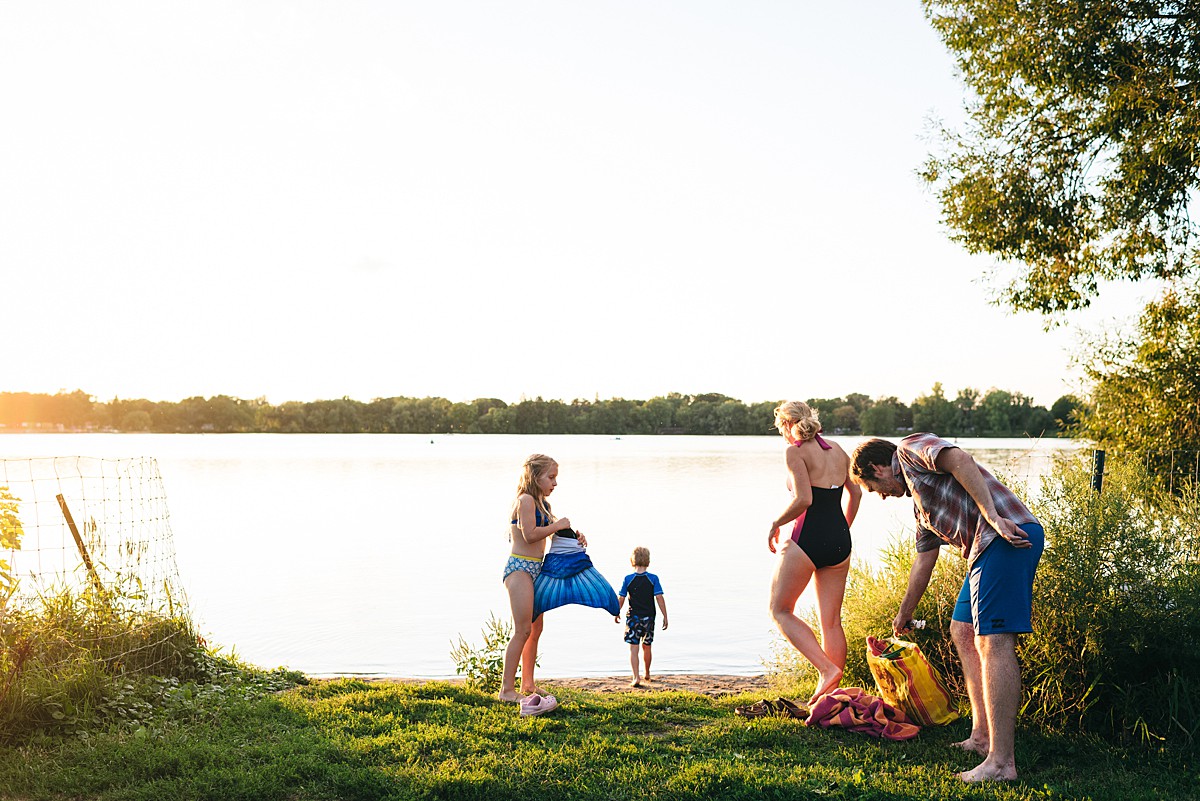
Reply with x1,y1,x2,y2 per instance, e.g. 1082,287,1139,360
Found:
0,434,1082,678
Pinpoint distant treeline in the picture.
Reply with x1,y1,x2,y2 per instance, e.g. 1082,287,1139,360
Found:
0,385,1083,437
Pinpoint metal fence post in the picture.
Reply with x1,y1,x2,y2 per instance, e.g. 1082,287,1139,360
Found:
1091,450,1106,494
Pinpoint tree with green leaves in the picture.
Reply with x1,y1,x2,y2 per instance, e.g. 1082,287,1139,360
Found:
1077,286,1200,463
922,1,1200,315
859,396,913,436
953,387,980,435
912,382,960,435
1051,394,1086,433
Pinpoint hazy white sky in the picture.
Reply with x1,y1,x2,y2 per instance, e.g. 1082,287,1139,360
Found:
1,1,1150,408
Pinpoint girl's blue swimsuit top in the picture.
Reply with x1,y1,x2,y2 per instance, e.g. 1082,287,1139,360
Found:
511,507,550,527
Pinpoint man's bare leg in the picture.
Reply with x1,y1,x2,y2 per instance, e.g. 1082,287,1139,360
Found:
960,632,1020,783
950,620,989,755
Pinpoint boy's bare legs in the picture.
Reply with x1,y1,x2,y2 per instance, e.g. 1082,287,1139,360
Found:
960,633,1021,783
642,643,653,681
769,542,841,703
951,620,989,754
499,573,535,702
629,643,641,687
519,614,544,695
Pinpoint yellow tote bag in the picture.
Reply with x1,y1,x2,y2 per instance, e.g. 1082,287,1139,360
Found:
866,635,960,726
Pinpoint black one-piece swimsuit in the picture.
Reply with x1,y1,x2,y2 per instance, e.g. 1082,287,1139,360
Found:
790,485,852,568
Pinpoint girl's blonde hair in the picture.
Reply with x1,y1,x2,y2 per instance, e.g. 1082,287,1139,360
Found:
513,453,557,522
774,400,821,443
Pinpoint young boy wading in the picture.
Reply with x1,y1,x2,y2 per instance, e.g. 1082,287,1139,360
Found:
850,434,1044,783
616,547,669,688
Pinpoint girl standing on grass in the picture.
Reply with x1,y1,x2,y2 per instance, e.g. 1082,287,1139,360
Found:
499,454,578,706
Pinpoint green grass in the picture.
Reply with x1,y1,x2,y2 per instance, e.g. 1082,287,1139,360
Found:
0,678,1195,801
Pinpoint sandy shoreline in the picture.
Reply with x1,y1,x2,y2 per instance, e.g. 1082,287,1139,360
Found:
361,673,770,697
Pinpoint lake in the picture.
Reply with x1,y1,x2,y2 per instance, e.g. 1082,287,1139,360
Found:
0,434,1082,678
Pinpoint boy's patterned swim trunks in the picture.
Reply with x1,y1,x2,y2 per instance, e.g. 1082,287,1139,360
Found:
503,554,542,583
624,613,655,645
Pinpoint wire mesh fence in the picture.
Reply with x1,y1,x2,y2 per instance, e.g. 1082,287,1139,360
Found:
969,442,1200,497
1085,448,1200,495
1,457,194,679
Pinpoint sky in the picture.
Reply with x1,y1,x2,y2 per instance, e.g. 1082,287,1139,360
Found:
0,1,1155,408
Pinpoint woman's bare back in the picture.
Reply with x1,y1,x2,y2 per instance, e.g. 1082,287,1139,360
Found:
799,438,851,489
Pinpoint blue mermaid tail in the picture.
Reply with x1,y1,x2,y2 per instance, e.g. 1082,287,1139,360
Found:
533,551,620,619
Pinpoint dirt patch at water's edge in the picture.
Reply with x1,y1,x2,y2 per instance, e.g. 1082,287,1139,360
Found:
362,673,770,698
544,673,768,697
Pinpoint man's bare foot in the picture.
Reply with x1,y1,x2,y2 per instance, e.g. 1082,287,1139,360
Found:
498,690,523,703
808,668,843,705
958,758,1017,783
951,736,989,756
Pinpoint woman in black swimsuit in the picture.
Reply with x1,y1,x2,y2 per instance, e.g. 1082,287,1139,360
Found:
767,400,862,705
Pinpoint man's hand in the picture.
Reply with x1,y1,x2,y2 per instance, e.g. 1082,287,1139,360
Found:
892,611,912,638
992,516,1031,548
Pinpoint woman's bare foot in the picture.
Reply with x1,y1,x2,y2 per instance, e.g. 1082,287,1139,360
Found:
630,679,642,688
498,689,523,703
643,674,652,682
808,668,843,705
958,758,1017,783
520,685,545,697
951,736,990,756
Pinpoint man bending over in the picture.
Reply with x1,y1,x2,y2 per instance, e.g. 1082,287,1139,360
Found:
851,434,1043,783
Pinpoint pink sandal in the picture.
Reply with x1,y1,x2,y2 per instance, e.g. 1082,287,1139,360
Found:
519,693,559,717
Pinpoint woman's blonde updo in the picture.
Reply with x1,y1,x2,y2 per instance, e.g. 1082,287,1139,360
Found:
773,400,821,443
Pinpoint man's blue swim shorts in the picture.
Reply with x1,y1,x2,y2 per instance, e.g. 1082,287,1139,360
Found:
952,522,1044,635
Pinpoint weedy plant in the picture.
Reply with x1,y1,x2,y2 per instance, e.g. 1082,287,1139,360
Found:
1024,455,1200,745
0,486,24,617
0,585,216,740
450,612,515,693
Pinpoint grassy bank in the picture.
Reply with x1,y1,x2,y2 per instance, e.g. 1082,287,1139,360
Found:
0,677,1194,801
